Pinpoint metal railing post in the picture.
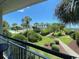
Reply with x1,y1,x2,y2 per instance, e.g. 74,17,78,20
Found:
0,34,77,59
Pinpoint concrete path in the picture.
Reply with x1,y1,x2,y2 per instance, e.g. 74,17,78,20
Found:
46,33,79,59
46,33,53,37
55,38,79,59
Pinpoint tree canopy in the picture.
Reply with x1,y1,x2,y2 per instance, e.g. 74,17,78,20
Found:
3,20,9,28
21,16,32,28
55,0,79,24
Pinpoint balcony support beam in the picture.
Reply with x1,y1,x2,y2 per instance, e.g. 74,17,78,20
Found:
0,6,2,34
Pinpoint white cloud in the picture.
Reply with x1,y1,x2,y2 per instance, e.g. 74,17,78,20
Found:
17,7,30,12
27,7,30,9
17,9,25,12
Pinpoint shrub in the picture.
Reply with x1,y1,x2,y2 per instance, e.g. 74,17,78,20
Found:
23,30,28,37
54,32,64,37
32,26,41,33
77,39,79,47
75,32,79,47
51,44,60,52
64,29,70,35
50,42,56,46
55,32,62,36
12,34,27,41
27,30,35,36
27,30,42,42
65,30,75,35
40,29,50,36
70,32,76,40
3,28,12,37
55,40,59,45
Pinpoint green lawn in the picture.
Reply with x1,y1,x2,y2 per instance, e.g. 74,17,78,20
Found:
12,31,62,59
59,35,73,45
30,36,61,59
36,36,54,46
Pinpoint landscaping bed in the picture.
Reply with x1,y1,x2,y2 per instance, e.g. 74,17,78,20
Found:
68,40,79,54
31,36,62,59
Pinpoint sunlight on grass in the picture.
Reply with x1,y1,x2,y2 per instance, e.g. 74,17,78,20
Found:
59,35,73,45
36,36,54,46
44,52,62,59
30,47,61,59
30,36,62,59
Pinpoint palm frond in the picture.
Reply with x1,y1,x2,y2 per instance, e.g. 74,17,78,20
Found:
55,0,79,24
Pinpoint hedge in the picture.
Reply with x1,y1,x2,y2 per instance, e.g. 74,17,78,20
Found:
27,30,42,42
51,44,60,52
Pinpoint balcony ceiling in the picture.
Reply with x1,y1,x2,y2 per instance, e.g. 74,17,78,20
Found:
0,0,45,14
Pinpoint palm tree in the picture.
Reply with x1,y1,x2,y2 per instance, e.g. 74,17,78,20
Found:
12,23,17,27
55,0,79,24
3,20,10,35
22,16,32,29
3,20,9,29
12,23,18,31
55,0,79,46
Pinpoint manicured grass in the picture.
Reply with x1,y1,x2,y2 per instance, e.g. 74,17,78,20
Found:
59,35,73,45
36,36,54,46
44,52,61,59
12,32,61,59
31,36,61,59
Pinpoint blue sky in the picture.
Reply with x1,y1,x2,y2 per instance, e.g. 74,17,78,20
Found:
3,0,60,26
3,0,79,28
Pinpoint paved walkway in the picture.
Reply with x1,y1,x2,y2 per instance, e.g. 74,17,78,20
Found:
46,33,79,58
46,33,53,37
55,38,79,59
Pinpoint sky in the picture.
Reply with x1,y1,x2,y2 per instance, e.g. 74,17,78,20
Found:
3,0,60,26
3,0,79,28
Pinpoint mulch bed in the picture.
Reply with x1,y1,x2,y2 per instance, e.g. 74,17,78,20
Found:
44,43,51,49
44,43,67,54
68,40,79,54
